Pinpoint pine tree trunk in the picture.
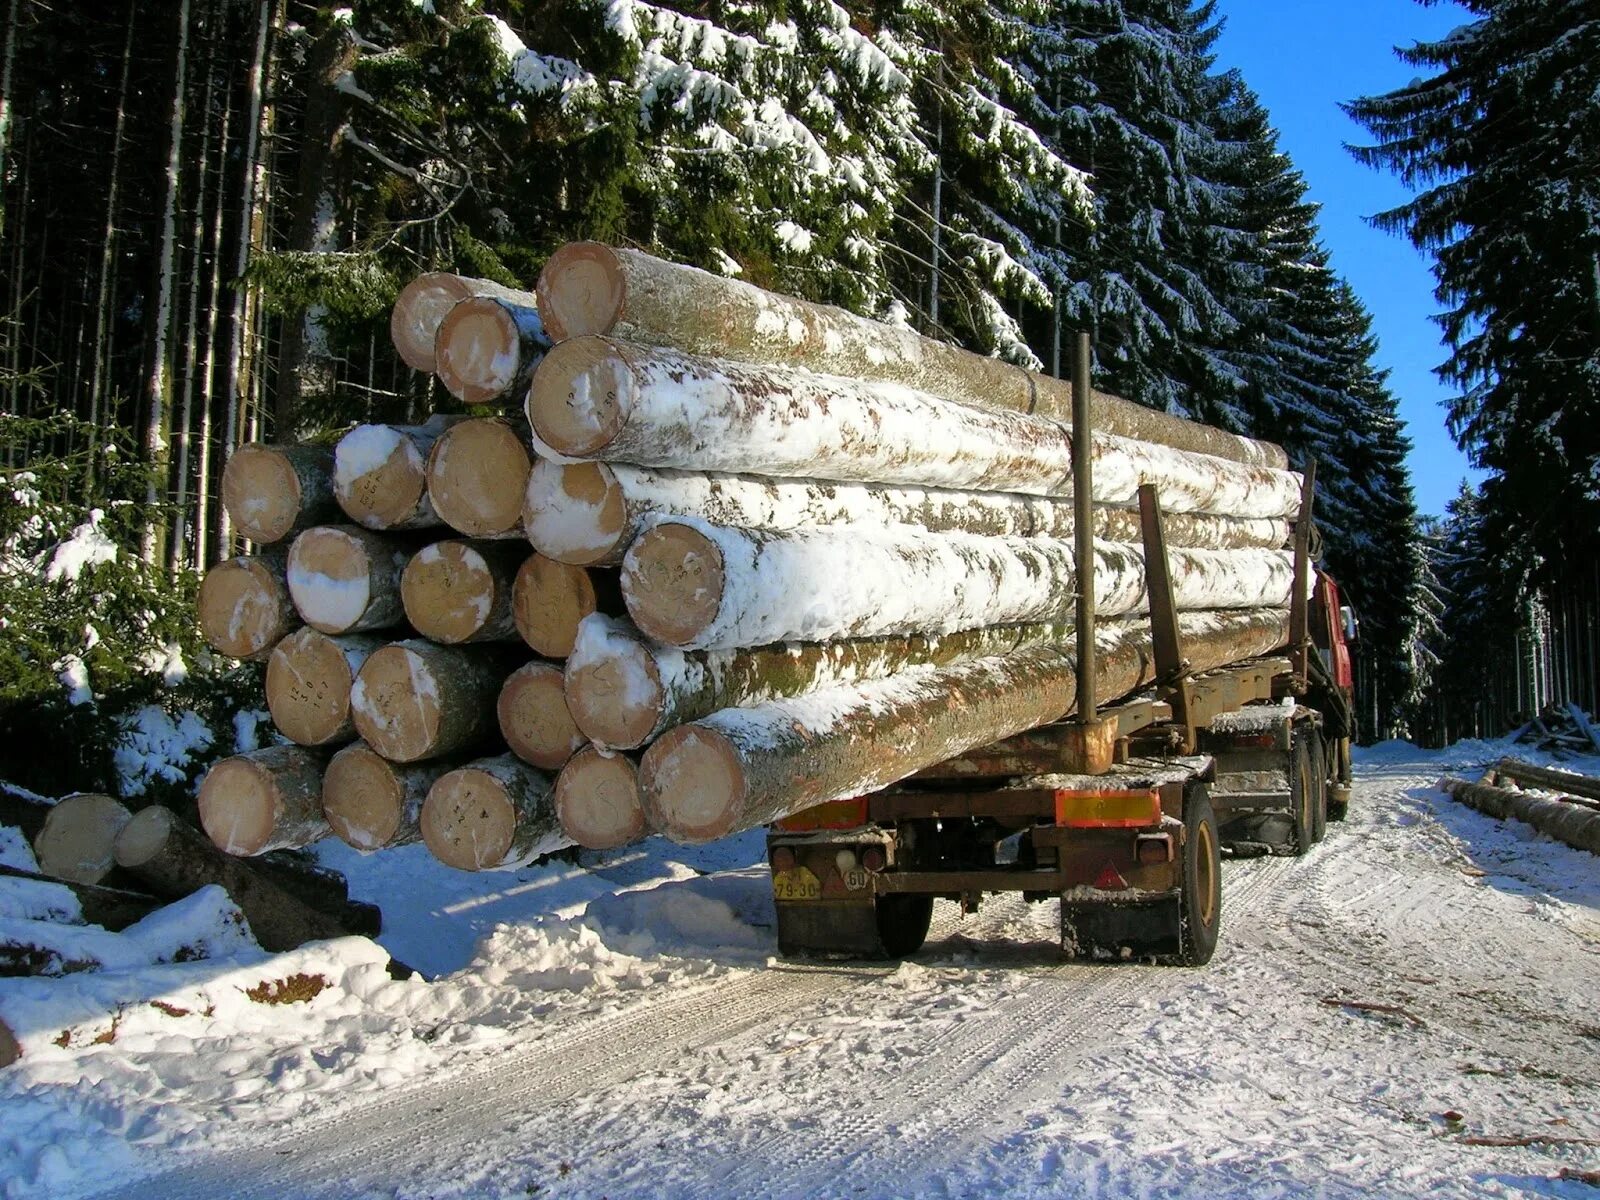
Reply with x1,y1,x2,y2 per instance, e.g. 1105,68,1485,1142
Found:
322,743,445,851
334,418,464,531
389,272,541,374
427,416,534,538
197,744,329,856
32,794,133,887
222,442,339,544
350,641,516,762
498,661,586,770
535,243,1287,469
421,755,564,871
285,525,413,635
265,628,385,746
554,747,646,850
512,554,624,658
434,296,550,405
197,549,297,661
399,539,524,644
193,81,235,571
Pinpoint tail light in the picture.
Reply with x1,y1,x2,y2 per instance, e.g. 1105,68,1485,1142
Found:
1136,833,1174,864
861,846,886,872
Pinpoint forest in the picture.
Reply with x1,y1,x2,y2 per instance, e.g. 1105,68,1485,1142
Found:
0,0,1593,796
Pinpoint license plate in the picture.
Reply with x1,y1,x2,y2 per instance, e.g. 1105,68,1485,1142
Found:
772,867,822,901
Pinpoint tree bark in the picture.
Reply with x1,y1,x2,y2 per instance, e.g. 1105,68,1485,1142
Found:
498,660,587,770
535,243,1287,469
1442,778,1600,856
389,272,540,374
399,539,525,644
0,782,53,844
554,747,646,850
197,549,297,661
221,442,339,544
421,755,564,871
285,525,413,635
322,743,446,851
0,864,159,933
349,641,517,762
427,416,534,538
640,609,1291,843
32,794,132,887
265,628,385,746
512,554,623,658
434,296,550,405
197,744,329,857
334,418,464,531
623,520,1296,650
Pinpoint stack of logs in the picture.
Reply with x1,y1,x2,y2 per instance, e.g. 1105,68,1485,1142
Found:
193,243,1305,876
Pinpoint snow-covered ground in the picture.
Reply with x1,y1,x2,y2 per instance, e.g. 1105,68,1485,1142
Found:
4,737,1600,1199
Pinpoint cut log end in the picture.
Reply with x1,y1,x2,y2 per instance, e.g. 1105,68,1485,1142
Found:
112,804,180,871
429,419,533,537
526,336,630,457
536,241,625,342
390,272,474,373
287,527,375,635
350,645,442,762
34,794,132,886
640,725,745,844
335,426,427,530
622,522,725,647
266,628,360,745
556,748,647,850
422,767,518,871
197,757,283,857
435,297,521,404
498,662,586,771
564,635,665,750
513,554,600,658
221,444,303,544
198,556,295,660
323,744,407,850
401,541,499,644
522,459,627,566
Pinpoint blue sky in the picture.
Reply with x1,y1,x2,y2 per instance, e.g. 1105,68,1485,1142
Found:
1211,0,1485,519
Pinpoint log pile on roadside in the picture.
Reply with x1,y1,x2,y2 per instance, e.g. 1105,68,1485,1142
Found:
191,244,1305,874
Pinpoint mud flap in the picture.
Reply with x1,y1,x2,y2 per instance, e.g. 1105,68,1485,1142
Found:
776,900,884,959
1060,894,1183,961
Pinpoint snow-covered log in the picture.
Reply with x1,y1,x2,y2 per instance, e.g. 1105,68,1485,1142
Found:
554,747,646,851
286,525,413,635
389,271,540,374
524,460,1290,567
198,550,297,660
322,743,446,852
265,628,384,746
535,243,1287,469
512,553,623,658
641,609,1291,843
333,418,463,531
196,744,329,857
400,539,525,644
221,443,340,545
525,338,1300,517
421,755,565,871
498,661,587,771
426,416,535,538
349,641,514,762
623,520,1296,650
434,296,550,405
32,793,132,886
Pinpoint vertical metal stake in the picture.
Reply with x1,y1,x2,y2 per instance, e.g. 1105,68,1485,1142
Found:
1073,332,1096,721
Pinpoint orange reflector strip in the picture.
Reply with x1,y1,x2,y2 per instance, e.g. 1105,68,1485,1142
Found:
775,796,870,832
1054,788,1161,829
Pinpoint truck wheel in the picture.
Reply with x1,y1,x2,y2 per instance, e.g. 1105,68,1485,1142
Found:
1309,731,1328,844
875,894,934,958
1174,783,1221,966
1289,729,1316,856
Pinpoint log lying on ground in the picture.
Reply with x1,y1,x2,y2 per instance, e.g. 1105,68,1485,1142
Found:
333,418,463,531
197,744,329,856
198,550,297,660
624,520,1296,650
322,743,447,851
524,459,1291,567
221,443,340,544
389,271,541,374
641,608,1291,843
535,243,1286,469
0,863,159,931
526,338,1302,518
512,553,623,658
498,661,587,770
434,296,550,405
114,806,369,952
1441,777,1600,856
0,782,55,844
400,539,525,644
266,628,384,745
286,525,413,635
32,793,132,886
421,755,565,871
1485,757,1600,803
427,416,535,538
0,1017,18,1067
554,747,646,850
350,641,516,762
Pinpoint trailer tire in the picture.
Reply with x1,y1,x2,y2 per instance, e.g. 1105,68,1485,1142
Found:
875,894,934,958
1174,783,1221,967
1309,731,1328,844
1289,729,1316,856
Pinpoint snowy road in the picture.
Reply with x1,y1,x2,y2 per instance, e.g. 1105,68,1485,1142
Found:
9,741,1600,1198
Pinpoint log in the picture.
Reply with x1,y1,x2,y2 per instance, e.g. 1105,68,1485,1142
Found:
265,628,385,745
1487,757,1600,803
114,805,364,952
0,1016,18,1067
32,793,132,886
0,863,160,931
197,744,330,857
0,781,54,844
498,661,587,770
350,641,516,762
322,742,447,851
286,525,413,635
525,337,1302,518
536,243,1287,469
512,553,624,658
220,443,339,544
390,271,541,374
1442,778,1600,856
554,747,646,850
640,608,1291,843
421,755,565,871
623,520,1296,650
434,296,551,405
427,416,535,538
523,459,1291,567
333,417,463,531
197,550,297,660
400,539,525,644
567,615,1079,751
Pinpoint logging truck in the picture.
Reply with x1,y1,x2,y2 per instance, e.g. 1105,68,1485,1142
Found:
765,338,1356,966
